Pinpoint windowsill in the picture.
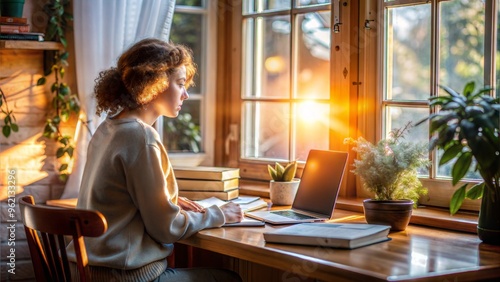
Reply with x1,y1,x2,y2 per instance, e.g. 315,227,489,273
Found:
239,179,479,234
0,40,64,50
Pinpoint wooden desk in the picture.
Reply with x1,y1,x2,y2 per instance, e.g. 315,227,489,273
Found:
178,209,500,282
46,198,500,281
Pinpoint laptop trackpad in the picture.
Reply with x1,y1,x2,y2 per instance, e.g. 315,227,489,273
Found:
271,210,317,220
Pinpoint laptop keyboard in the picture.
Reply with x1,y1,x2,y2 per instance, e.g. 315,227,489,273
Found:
271,210,316,220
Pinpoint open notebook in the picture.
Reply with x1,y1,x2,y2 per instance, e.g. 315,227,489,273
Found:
196,197,266,227
246,150,348,225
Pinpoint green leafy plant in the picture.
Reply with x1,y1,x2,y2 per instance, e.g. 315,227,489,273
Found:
36,0,80,181
344,123,429,206
0,88,19,138
418,82,500,215
268,160,298,182
165,113,201,153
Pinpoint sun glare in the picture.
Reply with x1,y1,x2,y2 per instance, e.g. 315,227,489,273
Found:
297,101,325,123
264,56,286,74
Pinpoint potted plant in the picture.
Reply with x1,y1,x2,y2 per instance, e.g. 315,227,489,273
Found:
344,123,429,231
268,160,299,205
418,81,500,245
1,0,26,18
165,113,201,153
165,113,204,167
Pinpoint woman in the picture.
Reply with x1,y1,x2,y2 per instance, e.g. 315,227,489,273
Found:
68,38,243,281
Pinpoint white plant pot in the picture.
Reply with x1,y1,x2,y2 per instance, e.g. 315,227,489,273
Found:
269,179,300,206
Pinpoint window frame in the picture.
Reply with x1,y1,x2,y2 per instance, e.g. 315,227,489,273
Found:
157,1,217,166
225,0,499,211
233,1,355,189
377,0,498,211
240,5,332,159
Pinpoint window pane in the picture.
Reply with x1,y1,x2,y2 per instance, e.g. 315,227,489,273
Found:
436,0,485,180
436,152,480,180
170,12,203,94
296,0,331,7
385,4,431,101
385,106,428,144
496,2,500,97
295,12,330,99
242,102,290,160
243,0,291,14
240,2,332,166
242,16,291,99
163,100,201,153
165,10,206,156
176,0,202,7
294,102,330,160
385,106,429,175
439,0,485,91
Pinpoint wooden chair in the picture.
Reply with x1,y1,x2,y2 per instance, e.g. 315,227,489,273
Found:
19,195,107,282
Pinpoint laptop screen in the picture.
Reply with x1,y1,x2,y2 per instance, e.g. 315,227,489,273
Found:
291,150,348,217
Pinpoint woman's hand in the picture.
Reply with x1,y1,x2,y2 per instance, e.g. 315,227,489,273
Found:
219,202,243,223
178,197,205,213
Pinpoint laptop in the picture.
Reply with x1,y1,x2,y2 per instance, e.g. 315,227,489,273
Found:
245,150,348,225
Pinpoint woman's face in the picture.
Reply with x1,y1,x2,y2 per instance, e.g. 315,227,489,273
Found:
156,65,189,118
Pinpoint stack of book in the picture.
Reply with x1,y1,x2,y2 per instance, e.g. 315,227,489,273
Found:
0,16,44,41
174,166,240,201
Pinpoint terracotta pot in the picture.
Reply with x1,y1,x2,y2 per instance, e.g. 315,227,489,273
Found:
363,199,413,231
269,179,300,206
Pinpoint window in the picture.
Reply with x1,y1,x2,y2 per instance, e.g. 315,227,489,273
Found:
157,0,217,166
381,0,498,210
233,0,497,211
234,0,353,181
241,0,332,164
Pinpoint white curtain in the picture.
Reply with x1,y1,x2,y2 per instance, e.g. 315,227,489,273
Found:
61,0,176,198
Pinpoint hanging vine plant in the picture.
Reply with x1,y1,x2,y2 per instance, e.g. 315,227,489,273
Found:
37,0,80,181
0,88,19,138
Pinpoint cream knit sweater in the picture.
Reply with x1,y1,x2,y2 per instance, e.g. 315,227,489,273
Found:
67,118,225,280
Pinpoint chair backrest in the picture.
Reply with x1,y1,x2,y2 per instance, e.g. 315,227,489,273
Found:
19,195,107,282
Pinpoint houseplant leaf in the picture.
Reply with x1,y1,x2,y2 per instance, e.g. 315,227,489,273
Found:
451,152,472,186
450,184,467,215
275,162,284,180
37,77,46,85
3,125,11,137
465,182,484,200
439,142,463,166
282,161,297,182
268,165,277,180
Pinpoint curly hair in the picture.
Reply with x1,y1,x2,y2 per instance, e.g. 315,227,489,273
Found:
94,38,196,116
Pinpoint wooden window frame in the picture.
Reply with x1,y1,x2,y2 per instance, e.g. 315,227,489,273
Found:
216,0,358,198
215,0,496,214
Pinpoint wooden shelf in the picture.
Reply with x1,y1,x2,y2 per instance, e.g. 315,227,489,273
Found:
0,40,63,50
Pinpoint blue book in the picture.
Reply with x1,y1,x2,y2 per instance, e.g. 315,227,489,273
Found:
0,32,44,41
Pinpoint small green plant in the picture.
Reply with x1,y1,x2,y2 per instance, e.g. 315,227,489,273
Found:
268,160,298,182
0,88,18,138
344,123,429,206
